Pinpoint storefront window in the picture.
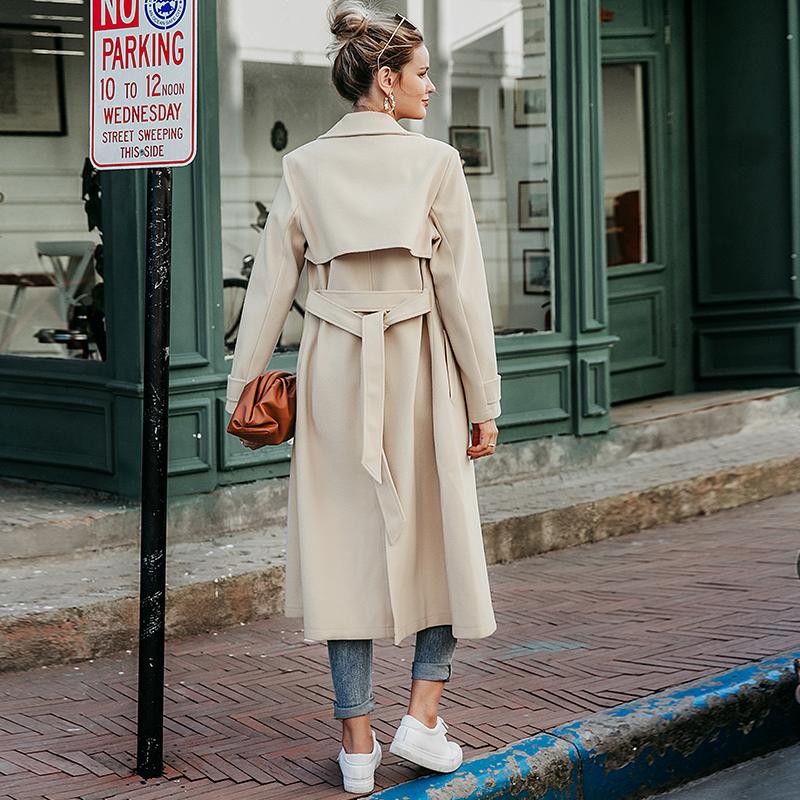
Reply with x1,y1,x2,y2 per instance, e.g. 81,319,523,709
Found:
602,62,649,267
0,3,107,361
218,0,555,356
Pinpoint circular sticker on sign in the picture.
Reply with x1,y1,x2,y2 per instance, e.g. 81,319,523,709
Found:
144,0,187,30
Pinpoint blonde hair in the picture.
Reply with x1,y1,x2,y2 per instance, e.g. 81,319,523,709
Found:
325,1,424,104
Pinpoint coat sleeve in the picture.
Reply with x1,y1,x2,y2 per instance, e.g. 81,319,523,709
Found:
429,147,502,423
225,156,307,415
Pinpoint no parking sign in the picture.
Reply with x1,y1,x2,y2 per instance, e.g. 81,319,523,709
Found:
89,0,196,169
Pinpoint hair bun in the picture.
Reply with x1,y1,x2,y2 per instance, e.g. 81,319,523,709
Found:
326,0,423,104
329,0,373,43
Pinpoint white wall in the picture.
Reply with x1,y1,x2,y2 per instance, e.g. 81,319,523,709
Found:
0,3,98,355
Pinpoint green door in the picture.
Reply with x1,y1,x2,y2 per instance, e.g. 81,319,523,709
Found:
599,0,690,403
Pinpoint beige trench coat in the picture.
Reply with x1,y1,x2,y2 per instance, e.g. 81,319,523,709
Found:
225,110,501,646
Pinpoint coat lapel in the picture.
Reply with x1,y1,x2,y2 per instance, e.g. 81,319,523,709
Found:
317,111,419,139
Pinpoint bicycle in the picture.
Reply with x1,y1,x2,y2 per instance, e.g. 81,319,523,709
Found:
223,200,307,355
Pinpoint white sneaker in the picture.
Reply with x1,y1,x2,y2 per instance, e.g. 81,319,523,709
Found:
389,714,463,772
337,728,382,794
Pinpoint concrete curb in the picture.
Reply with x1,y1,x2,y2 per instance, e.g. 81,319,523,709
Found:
370,649,800,800
0,564,286,672
480,454,800,564
3,459,800,673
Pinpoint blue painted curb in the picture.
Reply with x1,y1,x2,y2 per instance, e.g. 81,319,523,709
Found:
370,649,800,800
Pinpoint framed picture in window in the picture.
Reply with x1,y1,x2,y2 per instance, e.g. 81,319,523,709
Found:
523,249,551,295
513,76,547,127
518,180,550,229
523,4,548,56
448,125,493,175
0,24,67,136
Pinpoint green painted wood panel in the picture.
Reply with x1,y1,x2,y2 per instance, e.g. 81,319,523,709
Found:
0,389,113,473
698,324,800,378
553,0,614,436
600,0,689,403
692,2,795,303
691,0,800,388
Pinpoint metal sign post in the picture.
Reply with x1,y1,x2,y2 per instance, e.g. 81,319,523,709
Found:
136,166,172,776
89,0,197,778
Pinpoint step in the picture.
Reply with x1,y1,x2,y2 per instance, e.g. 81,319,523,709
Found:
1,387,799,672
1,387,797,562
479,401,800,563
0,524,288,673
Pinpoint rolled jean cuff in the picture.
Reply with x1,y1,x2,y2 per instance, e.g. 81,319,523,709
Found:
333,694,375,719
412,660,452,682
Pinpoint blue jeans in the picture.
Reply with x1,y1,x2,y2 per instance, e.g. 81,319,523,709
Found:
326,624,458,719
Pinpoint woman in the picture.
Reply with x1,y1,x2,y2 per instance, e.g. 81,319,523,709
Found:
225,1,501,792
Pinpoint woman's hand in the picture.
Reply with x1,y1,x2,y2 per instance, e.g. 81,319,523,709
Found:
467,418,498,460
239,438,266,450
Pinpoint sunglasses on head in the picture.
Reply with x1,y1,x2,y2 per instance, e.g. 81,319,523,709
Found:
393,12,416,27
376,13,417,70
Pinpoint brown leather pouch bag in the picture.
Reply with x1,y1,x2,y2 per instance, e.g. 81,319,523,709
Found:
226,370,296,445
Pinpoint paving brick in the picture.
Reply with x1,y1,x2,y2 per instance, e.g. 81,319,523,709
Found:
1,492,799,798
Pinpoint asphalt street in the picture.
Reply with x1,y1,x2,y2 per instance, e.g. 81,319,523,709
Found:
648,741,800,799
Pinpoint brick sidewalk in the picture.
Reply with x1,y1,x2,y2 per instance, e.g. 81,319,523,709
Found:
1,493,799,799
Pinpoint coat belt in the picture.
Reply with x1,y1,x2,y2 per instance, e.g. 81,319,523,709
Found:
304,288,433,546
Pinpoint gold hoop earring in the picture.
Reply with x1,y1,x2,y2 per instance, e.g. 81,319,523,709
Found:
383,92,396,113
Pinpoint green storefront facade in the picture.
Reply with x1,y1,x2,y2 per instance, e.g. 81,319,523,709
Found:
0,0,798,499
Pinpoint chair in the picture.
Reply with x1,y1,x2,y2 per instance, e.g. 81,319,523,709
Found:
32,241,99,358
606,191,642,266
35,240,97,325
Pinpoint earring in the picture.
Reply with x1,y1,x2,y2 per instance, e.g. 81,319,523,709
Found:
383,92,397,113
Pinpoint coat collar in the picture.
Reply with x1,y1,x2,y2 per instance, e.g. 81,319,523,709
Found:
317,111,418,139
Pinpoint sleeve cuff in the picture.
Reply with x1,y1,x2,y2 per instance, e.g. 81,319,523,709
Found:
225,375,249,415
483,374,501,405
467,374,502,423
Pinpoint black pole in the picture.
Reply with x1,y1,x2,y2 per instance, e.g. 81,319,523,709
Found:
136,166,172,778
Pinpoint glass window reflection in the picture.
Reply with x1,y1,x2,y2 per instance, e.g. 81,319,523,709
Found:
218,0,556,358
0,7,106,360
602,62,649,267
